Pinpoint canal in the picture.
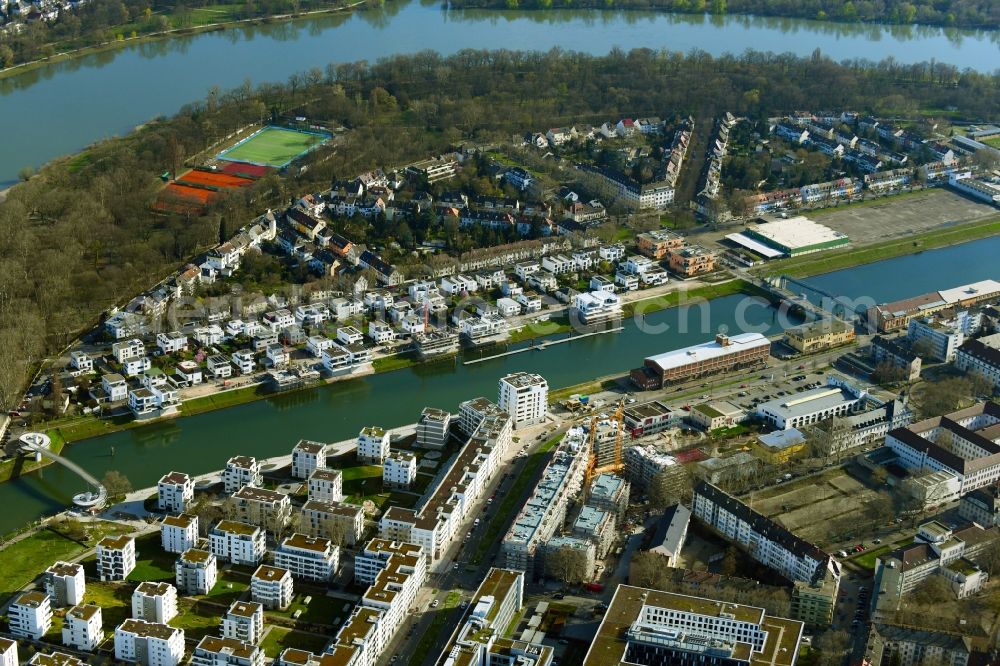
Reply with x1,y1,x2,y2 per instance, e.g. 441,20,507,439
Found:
2,0,999,186
4,234,1000,534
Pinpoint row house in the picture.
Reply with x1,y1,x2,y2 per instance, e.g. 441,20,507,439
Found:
358,250,404,287
541,254,575,275
440,274,479,296
864,168,913,193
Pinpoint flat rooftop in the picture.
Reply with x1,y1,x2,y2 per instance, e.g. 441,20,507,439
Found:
757,384,860,420
645,333,770,372
748,215,847,250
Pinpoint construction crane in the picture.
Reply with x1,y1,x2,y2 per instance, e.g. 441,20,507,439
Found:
583,397,627,498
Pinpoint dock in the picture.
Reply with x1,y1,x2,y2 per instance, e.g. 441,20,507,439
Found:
463,327,624,365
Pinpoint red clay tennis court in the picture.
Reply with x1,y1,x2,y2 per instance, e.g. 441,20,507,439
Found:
151,183,217,214
217,161,274,179
177,170,255,189
674,448,708,463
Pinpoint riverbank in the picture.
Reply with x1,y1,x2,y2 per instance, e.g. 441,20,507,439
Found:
0,0,367,83
758,215,1000,279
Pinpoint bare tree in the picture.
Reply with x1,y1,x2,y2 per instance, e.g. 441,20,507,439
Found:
101,470,133,500
545,545,591,584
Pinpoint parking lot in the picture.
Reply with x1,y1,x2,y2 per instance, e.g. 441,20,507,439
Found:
807,188,999,244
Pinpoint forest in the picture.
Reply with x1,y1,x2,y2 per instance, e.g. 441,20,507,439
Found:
0,0,354,69
447,0,1000,30
1,47,999,409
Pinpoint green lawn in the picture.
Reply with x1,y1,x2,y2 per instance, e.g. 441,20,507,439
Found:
169,3,243,28
170,598,225,640
264,588,344,626
199,570,251,606
851,546,890,570
183,384,267,416
85,580,133,627
260,626,330,658
372,354,419,373
408,590,462,666
341,464,384,497
982,136,1000,149
0,521,133,604
622,279,761,317
219,127,329,167
128,532,177,582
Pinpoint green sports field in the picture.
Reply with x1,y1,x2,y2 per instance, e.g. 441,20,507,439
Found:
218,127,329,167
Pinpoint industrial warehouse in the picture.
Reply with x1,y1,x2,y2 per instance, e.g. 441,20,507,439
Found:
727,215,850,258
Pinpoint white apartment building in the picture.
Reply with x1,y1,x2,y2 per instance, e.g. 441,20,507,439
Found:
955,333,1000,392
416,407,451,449
97,535,136,581
190,636,264,666
175,548,217,595
307,468,344,503
223,456,263,494
0,638,16,666
70,351,93,373
209,520,266,565
693,482,835,587
206,354,232,379
300,500,365,546
501,429,589,575
380,399,511,563
291,440,326,480
571,290,622,325
132,582,178,624
221,601,264,645
102,373,128,402
45,561,85,607
358,426,391,464
113,338,145,363
322,540,426,666
156,332,188,355
231,486,291,533
161,513,199,554
114,619,185,666
383,450,417,489
273,533,339,582
337,326,364,346
886,401,1000,493
250,565,293,610
232,350,256,375
907,310,981,362
498,372,549,429
9,591,52,639
62,604,103,651
157,471,193,513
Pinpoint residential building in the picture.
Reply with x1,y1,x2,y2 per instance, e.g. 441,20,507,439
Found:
232,350,255,375
871,336,922,381
873,520,998,612
587,473,631,520
907,310,981,362
307,468,344,503
9,591,53,639
864,623,974,666
221,601,264,645
572,506,616,559
291,440,326,480
791,575,840,628
416,407,451,449
190,636,264,666
230,486,291,533
45,561,85,608
358,426,391,464
753,428,807,465
0,639,14,666
102,373,128,402
784,318,856,354
250,565,293,610
113,338,145,363
436,568,552,666
693,482,837,587
175,548,217,595
571,290,622,326
622,400,679,438
157,471,193,513
206,354,232,379
886,402,1000,493
97,535,136,581
161,514,198,554
131,582,178,624
667,245,717,277
636,230,684,260
70,351,93,373
209,520,266,565
62,604,103,652
955,333,1000,392
958,485,1000,527
623,445,686,493
114,619,185,666
582,585,804,666
383,450,417,489
498,372,548,429
273,533,339,582
501,429,589,576
646,503,691,568
631,333,771,390
223,456,263,494
301,500,365,546
323,539,426,666
380,399,512,563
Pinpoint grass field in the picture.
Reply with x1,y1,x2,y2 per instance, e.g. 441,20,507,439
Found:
260,626,330,658
983,136,1000,149
219,126,329,168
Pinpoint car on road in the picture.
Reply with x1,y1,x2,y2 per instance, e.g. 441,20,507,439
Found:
553,593,565,600
431,600,439,608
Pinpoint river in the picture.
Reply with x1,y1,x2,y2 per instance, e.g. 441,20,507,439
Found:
1,1,999,186
3,234,1000,534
